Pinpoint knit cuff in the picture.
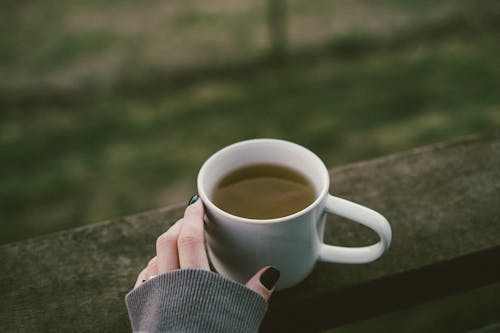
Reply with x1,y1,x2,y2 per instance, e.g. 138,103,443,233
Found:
125,269,268,333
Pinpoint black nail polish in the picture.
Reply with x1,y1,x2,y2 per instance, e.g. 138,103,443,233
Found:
260,266,280,290
187,194,199,206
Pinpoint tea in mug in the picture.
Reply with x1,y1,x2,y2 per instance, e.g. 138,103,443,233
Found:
212,163,316,219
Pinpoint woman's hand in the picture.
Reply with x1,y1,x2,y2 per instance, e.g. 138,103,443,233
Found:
134,195,280,301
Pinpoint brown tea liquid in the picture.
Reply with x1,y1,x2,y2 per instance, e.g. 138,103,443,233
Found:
212,163,316,219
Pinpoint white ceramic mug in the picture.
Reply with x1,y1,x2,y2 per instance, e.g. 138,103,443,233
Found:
197,139,392,290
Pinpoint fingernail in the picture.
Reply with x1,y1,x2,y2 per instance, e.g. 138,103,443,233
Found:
260,266,280,290
187,194,199,206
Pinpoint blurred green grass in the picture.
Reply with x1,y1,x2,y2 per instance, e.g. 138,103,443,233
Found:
1,0,500,245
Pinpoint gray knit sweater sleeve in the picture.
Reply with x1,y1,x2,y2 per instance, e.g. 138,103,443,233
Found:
125,269,268,332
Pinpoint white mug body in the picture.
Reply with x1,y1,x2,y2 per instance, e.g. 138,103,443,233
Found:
204,196,328,289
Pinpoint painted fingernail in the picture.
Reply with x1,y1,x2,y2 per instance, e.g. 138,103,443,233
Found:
260,266,280,290
187,194,199,206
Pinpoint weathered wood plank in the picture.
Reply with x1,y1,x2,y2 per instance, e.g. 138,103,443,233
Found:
262,132,500,331
1,132,499,332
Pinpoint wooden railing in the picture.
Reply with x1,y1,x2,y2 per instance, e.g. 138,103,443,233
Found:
1,132,499,332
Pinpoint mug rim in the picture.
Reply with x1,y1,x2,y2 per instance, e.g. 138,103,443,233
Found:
197,138,330,224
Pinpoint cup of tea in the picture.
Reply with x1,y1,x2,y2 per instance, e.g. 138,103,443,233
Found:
197,139,392,290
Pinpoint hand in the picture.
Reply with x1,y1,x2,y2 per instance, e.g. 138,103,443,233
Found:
134,195,280,301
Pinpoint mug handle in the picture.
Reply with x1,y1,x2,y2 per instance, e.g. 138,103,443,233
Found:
318,195,392,264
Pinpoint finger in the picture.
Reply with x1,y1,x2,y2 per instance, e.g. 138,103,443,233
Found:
134,267,148,289
146,256,158,279
177,198,210,270
156,220,183,273
245,266,280,301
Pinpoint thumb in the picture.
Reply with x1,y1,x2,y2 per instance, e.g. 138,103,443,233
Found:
245,266,280,301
